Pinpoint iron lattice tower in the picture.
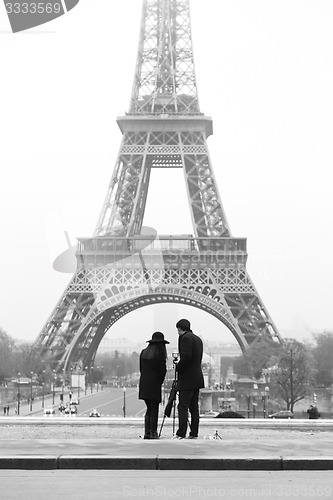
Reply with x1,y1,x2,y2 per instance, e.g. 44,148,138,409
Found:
35,0,282,372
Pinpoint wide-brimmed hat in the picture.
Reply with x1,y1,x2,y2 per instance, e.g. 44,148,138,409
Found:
147,331,170,344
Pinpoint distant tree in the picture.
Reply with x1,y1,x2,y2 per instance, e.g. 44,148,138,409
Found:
312,331,333,387
14,343,44,377
268,338,316,412
220,356,234,381
233,338,282,379
0,327,16,381
95,351,140,380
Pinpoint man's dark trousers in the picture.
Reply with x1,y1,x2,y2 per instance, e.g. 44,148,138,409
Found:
177,389,200,438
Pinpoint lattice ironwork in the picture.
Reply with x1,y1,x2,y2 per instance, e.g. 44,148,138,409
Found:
34,0,282,373
130,0,199,114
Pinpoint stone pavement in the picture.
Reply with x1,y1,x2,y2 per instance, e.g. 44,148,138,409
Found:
0,418,333,470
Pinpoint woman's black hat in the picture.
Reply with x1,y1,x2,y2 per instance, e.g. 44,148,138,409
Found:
147,331,170,344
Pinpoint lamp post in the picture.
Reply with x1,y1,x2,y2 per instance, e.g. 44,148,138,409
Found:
30,372,33,412
246,395,251,419
52,369,56,405
85,366,88,395
61,369,65,402
17,372,21,416
42,370,45,408
90,366,93,394
263,386,269,418
77,371,80,403
70,367,73,400
123,387,126,418
290,348,294,412
101,366,104,391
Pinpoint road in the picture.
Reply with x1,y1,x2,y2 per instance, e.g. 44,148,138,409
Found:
75,387,146,417
1,470,333,500
26,387,147,418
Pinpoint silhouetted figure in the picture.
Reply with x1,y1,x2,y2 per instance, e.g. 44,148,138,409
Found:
139,331,169,439
307,404,320,419
173,319,204,439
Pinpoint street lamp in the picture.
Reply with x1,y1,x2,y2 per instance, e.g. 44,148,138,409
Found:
77,371,80,403
246,395,251,419
290,348,294,412
90,366,93,394
85,366,88,395
52,369,56,405
30,372,33,412
263,386,269,418
42,370,45,408
101,366,104,391
96,366,99,392
123,387,126,418
17,372,21,416
70,367,73,400
61,369,65,402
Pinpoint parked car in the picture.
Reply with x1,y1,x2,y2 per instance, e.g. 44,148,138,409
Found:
215,411,245,419
64,405,77,415
43,408,55,416
58,403,66,412
200,410,219,418
268,410,294,419
89,409,101,418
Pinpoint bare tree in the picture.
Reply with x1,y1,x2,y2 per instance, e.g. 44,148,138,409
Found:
268,338,316,412
312,331,333,387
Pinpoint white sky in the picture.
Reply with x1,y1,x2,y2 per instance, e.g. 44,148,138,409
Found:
0,0,332,348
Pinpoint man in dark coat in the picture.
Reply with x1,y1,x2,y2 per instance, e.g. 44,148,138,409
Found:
173,318,204,439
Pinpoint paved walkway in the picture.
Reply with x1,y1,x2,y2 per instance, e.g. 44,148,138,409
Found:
0,418,332,470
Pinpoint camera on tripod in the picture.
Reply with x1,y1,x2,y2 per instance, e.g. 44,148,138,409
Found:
172,350,179,363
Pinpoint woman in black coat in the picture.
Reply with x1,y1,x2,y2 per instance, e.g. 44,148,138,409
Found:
139,331,169,439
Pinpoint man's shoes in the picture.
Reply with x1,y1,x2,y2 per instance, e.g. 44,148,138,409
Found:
187,436,198,439
172,435,184,439
150,432,159,439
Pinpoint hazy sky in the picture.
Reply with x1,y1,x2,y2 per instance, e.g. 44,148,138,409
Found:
0,0,332,349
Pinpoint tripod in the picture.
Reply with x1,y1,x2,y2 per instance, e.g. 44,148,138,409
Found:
213,429,222,440
159,360,178,437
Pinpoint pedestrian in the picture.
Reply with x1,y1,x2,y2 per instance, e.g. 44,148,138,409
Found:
307,404,320,419
173,318,204,440
138,331,169,439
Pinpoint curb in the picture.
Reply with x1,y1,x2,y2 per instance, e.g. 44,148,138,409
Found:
0,456,58,470
1,456,333,470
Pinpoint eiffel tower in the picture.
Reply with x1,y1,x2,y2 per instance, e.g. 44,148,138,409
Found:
35,0,282,372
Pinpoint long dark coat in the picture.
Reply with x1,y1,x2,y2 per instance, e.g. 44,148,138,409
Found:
176,330,204,391
138,350,167,402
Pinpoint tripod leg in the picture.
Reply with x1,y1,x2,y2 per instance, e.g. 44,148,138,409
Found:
159,415,166,437
172,398,176,435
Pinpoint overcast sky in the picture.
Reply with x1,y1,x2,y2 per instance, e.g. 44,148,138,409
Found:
0,0,332,349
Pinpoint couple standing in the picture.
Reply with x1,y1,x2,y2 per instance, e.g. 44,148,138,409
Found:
138,319,204,439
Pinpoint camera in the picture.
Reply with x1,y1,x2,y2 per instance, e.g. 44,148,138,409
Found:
172,351,179,363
